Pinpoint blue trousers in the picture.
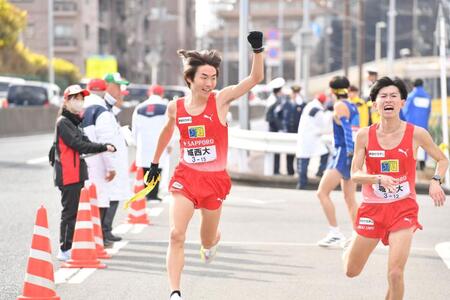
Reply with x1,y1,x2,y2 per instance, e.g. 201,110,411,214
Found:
297,153,329,187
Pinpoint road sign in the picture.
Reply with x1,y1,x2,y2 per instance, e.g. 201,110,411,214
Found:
266,28,281,67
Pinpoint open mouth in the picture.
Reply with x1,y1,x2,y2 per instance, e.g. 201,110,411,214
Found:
202,88,211,93
383,106,394,111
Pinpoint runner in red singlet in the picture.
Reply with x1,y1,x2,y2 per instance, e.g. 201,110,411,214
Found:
343,77,448,300
144,32,264,300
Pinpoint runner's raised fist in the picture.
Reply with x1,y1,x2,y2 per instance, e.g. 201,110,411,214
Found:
247,31,264,53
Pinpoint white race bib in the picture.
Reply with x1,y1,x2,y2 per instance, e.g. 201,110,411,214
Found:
183,145,217,164
372,181,410,200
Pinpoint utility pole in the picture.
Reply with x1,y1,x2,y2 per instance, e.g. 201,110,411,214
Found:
278,0,284,78
387,0,396,76
301,0,312,100
342,0,351,77
412,0,418,57
223,25,229,87
238,0,249,172
48,0,54,85
437,4,450,188
357,0,365,92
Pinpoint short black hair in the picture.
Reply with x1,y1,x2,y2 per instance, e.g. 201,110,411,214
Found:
369,76,408,102
414,78,424,87
329,76,350,99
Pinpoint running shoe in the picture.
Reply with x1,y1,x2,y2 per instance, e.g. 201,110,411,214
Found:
317,232,345,248
170,291,182,300
57,249,71,261
200,244,218,264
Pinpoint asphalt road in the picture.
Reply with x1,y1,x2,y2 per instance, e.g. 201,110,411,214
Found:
1,134,450,300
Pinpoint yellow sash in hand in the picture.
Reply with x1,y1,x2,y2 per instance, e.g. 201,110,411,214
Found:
123,174,160,209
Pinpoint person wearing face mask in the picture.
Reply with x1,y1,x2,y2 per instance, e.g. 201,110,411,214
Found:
81,74,131,245
53,84,116,261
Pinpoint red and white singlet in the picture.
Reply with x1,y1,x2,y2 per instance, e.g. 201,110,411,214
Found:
176,93,228,172
362,123,417,204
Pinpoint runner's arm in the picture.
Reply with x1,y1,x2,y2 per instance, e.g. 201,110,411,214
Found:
151,100,176,164
334,102,354,155
415,126,448,206
217,33,264,104
351,128,398,191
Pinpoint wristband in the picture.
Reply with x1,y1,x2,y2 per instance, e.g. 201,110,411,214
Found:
252,47,264,53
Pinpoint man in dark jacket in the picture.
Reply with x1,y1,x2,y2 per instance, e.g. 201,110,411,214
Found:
282,85,306,175
54,84,116,261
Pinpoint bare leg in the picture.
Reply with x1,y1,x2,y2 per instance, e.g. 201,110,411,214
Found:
341,178,358,225
343,234,379,277
385,228,414,300
167,193,195,292
200,206,222,249
316,169,343,227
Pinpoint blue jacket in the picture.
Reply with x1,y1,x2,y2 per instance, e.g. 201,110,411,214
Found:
402,86,431,129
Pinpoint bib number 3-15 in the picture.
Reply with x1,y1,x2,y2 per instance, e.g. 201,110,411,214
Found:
184,145,217,164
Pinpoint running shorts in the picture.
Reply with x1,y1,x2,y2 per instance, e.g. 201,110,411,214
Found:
169,163,231,210
328,146,351,180
355,198,423,245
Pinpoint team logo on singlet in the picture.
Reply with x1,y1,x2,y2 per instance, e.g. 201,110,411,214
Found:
368,150,385,158
188,125,206,138
178,116,192,124
381,160,399,173
172,181,183,189
359,217,374,225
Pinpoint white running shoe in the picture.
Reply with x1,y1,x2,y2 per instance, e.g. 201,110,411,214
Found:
200,244,218,264
169,291,183,300
57,249,71,261
317,232,345,248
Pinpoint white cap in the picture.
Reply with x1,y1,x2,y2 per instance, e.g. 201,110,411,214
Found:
268,77,286,90
63,84,90,99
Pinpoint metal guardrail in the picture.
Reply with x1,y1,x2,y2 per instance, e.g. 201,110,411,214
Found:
229,127,297,154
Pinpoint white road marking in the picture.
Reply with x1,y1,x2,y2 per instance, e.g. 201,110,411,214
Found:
105,241,129,255
145,207,164,217
131,224,147,234
67,268,97,284
26,156,48,165
112,224,132,235
435,242,450,268
54,268,80,284
146,239,434,253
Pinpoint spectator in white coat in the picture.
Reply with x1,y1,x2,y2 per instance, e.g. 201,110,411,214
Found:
82,73,131,244
296,93,332,189
132,84,170,200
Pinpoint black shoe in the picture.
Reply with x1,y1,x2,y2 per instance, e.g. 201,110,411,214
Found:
103,239,113,248
147,196,162,201
105,232,122,242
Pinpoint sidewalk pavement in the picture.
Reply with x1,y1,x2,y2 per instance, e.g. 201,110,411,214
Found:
229,151,447,194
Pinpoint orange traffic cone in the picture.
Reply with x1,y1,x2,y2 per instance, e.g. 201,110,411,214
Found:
17,205,60,300
61,188,106,268
129,160,137,173
127,168,150,224
88,184,111,259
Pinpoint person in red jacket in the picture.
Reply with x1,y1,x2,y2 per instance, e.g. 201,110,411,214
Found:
53,84,116,261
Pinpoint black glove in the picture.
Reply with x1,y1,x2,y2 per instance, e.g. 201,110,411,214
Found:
105,143,117,152
144,163,160,186
247,31,264,53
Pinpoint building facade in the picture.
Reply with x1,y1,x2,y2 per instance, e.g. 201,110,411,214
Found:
11,0,196,85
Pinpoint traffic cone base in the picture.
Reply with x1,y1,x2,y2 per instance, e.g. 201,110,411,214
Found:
61,260,106,269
